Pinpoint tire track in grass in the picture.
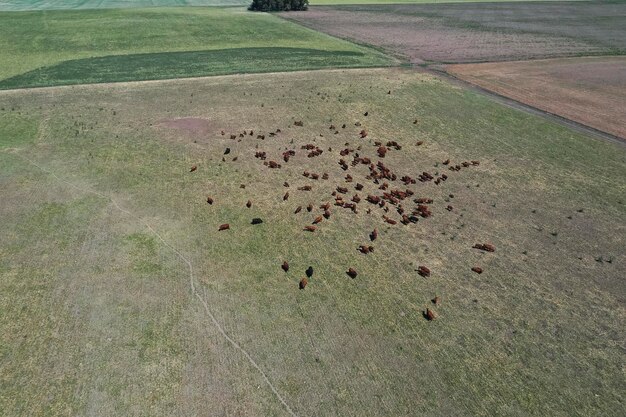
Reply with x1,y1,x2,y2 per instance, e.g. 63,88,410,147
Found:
10,150,299,417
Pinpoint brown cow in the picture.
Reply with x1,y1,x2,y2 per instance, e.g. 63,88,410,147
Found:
299,277,308,289
417,266,430,277
282,261,289,272
347,268,358,279
218,224,230,231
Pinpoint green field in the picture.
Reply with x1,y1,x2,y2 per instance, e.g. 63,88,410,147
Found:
0,0,246,11
0,7,393,89
1,68,623,416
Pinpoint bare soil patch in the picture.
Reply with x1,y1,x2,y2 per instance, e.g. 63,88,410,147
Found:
158,117,215,137
447,56,626,139
283,2,625,64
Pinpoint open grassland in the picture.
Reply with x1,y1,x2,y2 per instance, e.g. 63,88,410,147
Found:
0,7,393,89
1,68,624,416
284,2,626,64
0,0,246,11
447,56,626,139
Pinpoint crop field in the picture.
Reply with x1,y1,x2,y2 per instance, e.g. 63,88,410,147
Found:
0,7,393,89
0,0,247,11
284,2,626,64
1,68,624,416
447,56,626,139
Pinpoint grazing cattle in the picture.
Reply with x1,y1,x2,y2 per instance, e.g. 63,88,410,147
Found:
358,245,374,254
307,203,313,212
206,196,214,205
345,174,353,183
284,181,290,187
471,160,480,166
337,186,348,194
443,159,450,165
432,296,440,305
306,266,314,278
359,130,368,138
473,243,496,252
257,134,265,140
282,261,289,272
416,141,424,146
190,165,197,172
283,192,289,201
367,195,380,204
347,268,358,279
446,205,453,211
370,229,378,241
415,198,433,204
311,173,319,180
246,200,252,208
401,215,411,225
352,195,361,203
251,218,263,225
417,266,431,277
303,171,310,178
299,277,308,289
313,216,323,224
255,151,267,160
377,146,387,158
386,141,401,150
224,148,231,155
364,111,369,116
323,210,331,219
322,173,329,180
298,186,312,191
230,134,237,139
355,183,364,191
413,119,418,124
383,216,397,225
329,124,336,130
303,225,317,232
221,130,225,136
471,266,483,274
268,161,281,169
320,202,331,211
218,224,230,231
424,308,437,321
294,121,304,127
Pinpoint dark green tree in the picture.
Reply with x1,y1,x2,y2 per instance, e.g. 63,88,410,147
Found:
248,0,308,12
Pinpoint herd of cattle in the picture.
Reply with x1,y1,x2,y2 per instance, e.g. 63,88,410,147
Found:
193,115,495,320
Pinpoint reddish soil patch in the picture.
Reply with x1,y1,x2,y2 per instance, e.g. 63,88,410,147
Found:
158,117,214,137
447,57,626,139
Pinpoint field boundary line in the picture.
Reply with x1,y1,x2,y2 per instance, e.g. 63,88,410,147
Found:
421,65,626,147
12,150,299,417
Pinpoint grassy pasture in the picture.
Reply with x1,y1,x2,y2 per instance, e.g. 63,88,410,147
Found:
1,68,624,416
0,7,393,89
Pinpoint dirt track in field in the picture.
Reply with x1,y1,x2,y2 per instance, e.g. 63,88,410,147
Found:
446,57,626,139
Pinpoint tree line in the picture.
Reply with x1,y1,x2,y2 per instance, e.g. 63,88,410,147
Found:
249,0,309,12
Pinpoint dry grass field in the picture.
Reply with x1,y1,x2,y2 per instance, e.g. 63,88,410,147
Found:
447,56,626,139
1,68,624,416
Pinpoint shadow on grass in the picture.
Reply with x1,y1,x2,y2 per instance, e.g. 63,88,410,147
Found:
0,47,390,89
